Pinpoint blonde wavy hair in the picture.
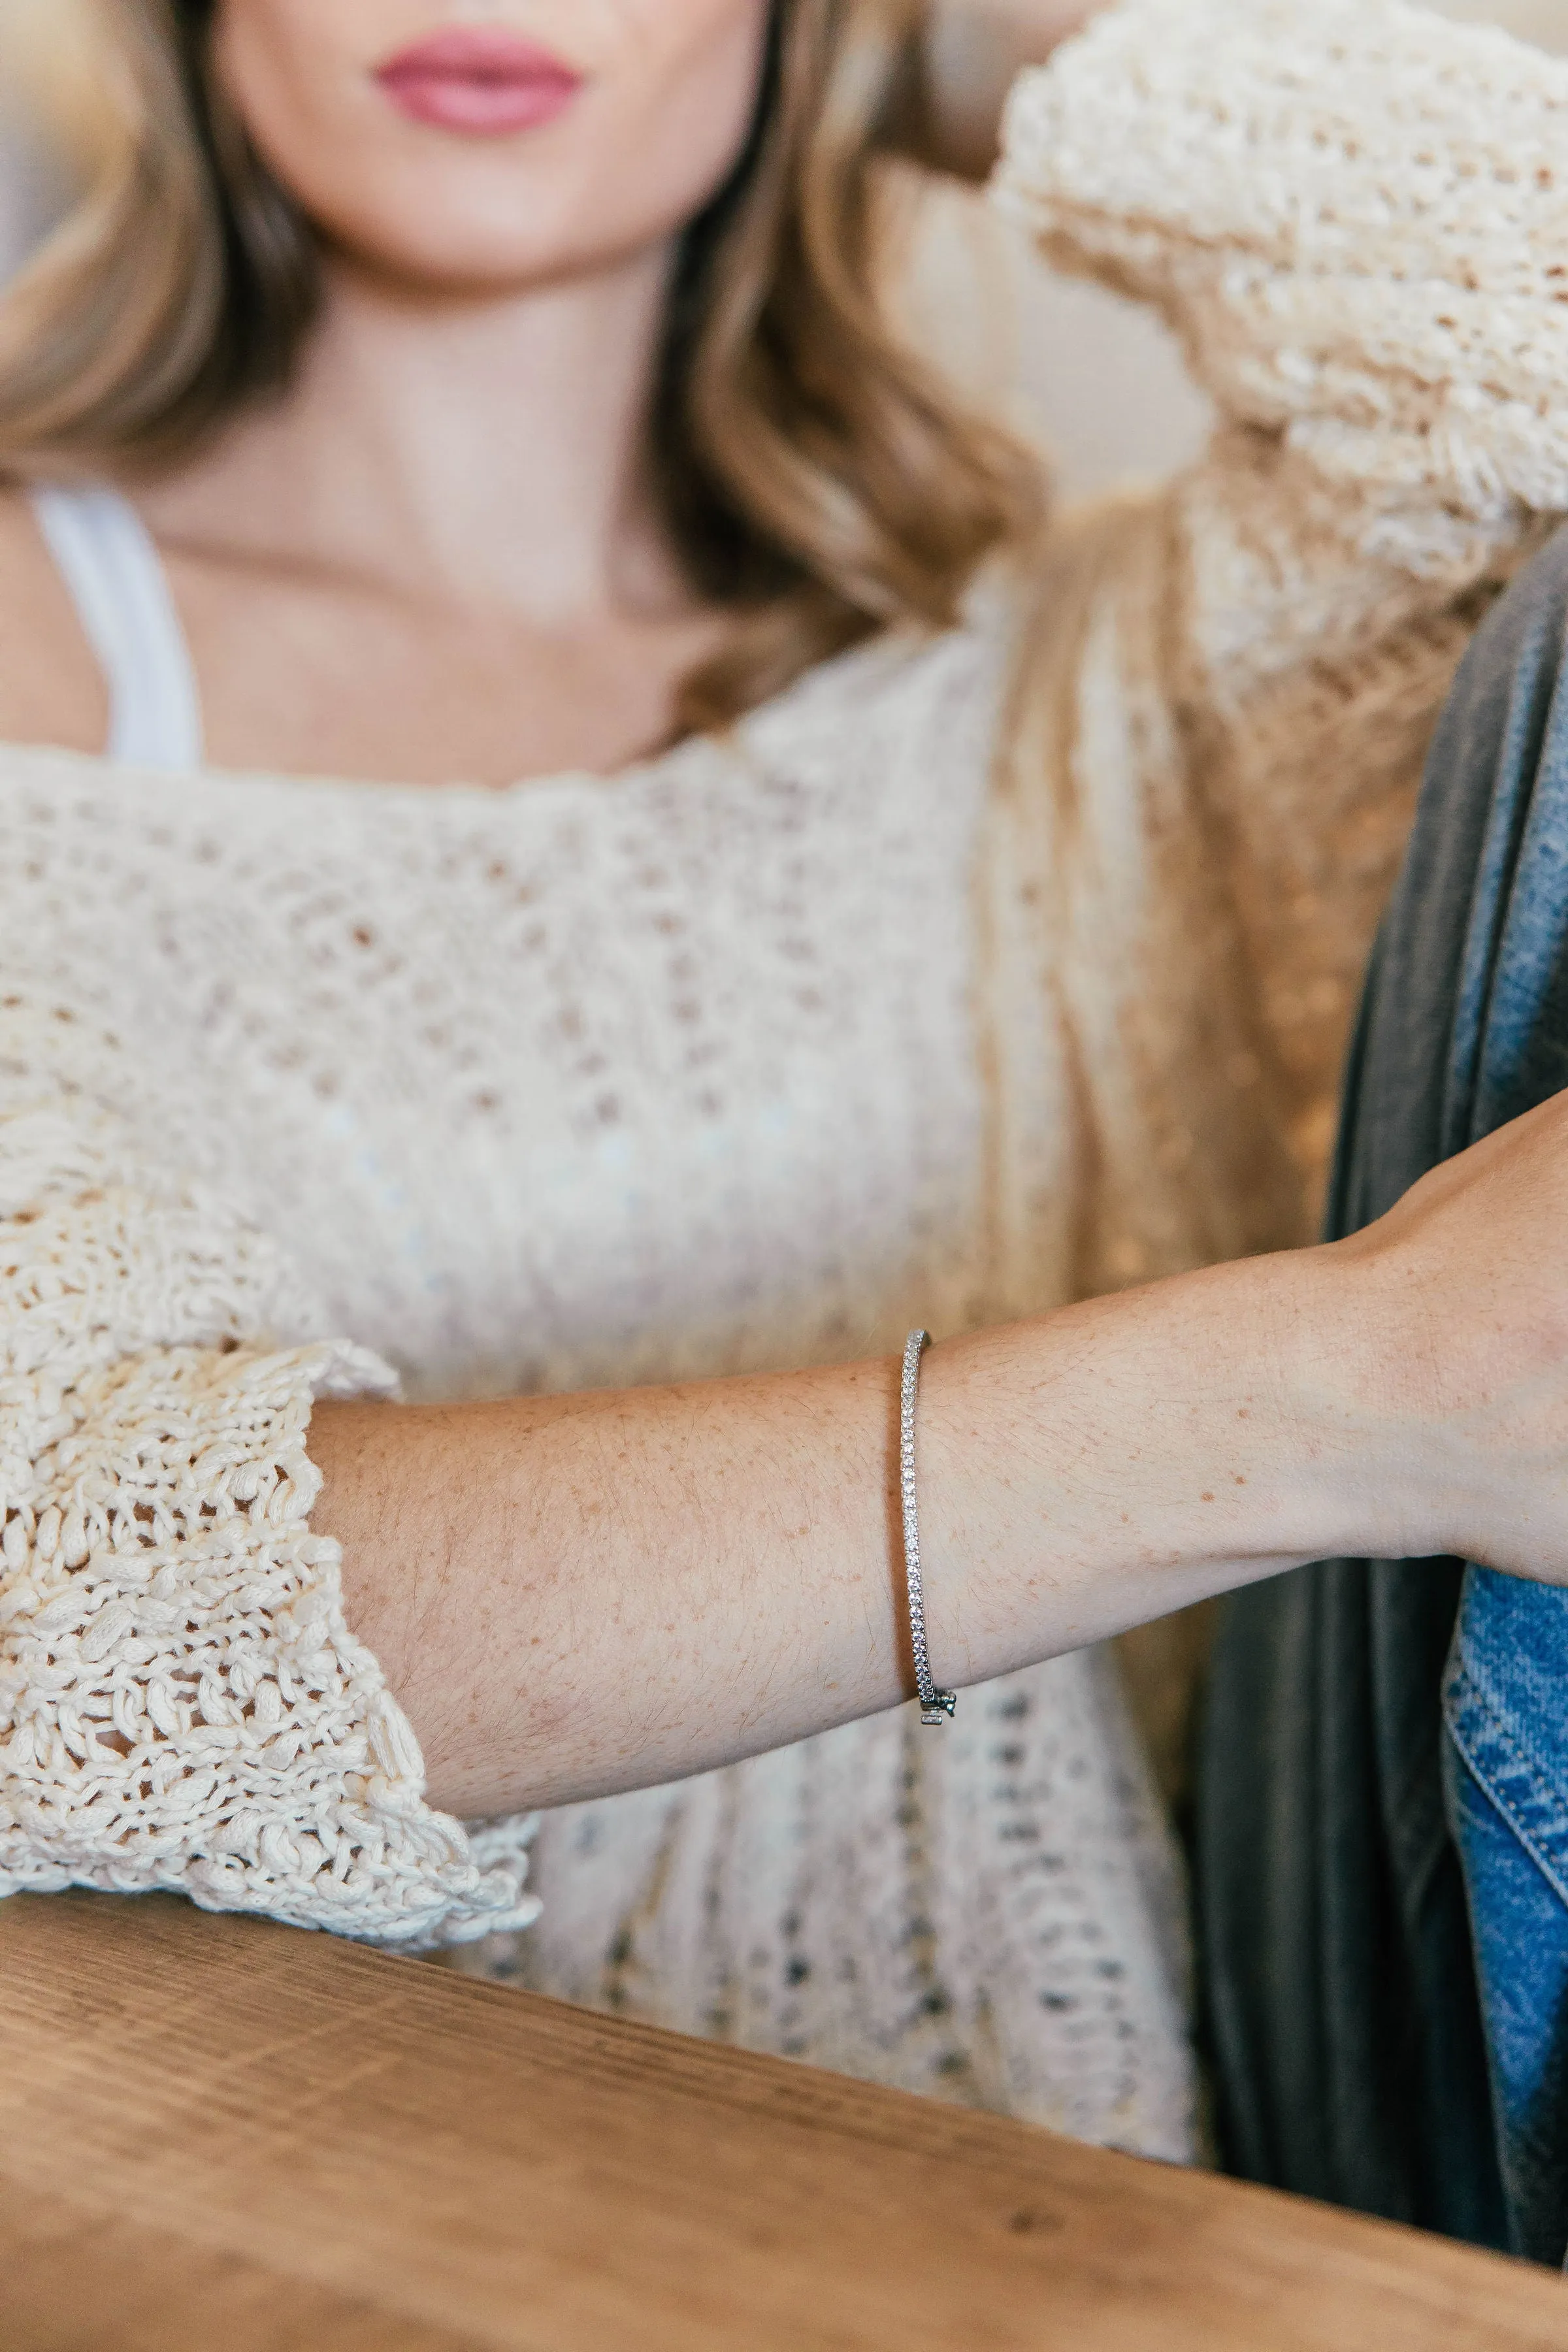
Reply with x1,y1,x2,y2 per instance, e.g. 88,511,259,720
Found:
0,0,1041,731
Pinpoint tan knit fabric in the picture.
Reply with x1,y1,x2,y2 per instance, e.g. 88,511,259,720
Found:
983,0,1568,1316
3,0,1567,2155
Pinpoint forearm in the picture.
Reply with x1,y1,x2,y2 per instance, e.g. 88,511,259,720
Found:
314,1238,1387,1821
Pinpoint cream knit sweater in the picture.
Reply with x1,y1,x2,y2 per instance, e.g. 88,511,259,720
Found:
4,0,1567,2163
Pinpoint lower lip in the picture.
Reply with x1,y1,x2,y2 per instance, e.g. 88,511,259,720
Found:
378,66,580,137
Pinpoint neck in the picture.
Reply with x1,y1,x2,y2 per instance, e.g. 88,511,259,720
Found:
142,243,687,625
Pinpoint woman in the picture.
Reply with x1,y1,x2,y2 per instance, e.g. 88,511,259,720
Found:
2,0,1567,2171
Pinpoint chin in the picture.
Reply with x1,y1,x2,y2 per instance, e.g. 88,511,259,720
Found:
214,0,769,308
316,193,670,302
287,129,723,300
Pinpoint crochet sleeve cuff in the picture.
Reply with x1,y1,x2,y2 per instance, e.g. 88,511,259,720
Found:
0,992,539,1948
993,0,1568,691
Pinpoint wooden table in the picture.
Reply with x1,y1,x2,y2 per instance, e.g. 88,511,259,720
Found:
1,1893,1564,2351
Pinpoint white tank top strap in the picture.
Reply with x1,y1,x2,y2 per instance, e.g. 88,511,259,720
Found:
28,482,205,773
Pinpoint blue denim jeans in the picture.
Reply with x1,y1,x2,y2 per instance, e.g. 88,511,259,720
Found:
1446,1583,1568,2264
1202,524,1568,2261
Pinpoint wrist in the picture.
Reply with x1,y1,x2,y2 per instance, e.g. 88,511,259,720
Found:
1057,1237,1436,1580
1264,1230,1453,1569
1136,1241,1411,1573
918,1241,1414,1682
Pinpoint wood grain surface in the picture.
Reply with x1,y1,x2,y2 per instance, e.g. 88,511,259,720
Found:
1,1891,1564,2352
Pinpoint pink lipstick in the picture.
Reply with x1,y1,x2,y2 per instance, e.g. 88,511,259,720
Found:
376,28,582,137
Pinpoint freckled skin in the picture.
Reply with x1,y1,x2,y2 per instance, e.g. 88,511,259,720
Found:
318,1091,1568,1815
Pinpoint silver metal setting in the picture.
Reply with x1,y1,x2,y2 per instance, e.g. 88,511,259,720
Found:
900,1329,956,1727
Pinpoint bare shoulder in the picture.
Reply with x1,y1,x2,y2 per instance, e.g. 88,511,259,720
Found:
0,483,105,756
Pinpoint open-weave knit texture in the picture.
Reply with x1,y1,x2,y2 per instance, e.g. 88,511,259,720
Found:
0,990,540,1946
5,0,1568,2156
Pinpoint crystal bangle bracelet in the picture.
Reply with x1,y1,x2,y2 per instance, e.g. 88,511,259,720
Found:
900,1329,956,1727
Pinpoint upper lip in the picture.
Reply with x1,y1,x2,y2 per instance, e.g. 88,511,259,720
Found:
375,28,582,90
